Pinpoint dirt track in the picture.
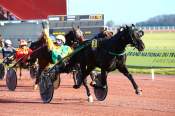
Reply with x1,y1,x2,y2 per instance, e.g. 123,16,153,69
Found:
0,71,175,116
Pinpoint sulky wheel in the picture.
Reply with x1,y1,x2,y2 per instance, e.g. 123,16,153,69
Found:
6,68,17,91
94,73,108,101
39,72,54,103
0,63,5,80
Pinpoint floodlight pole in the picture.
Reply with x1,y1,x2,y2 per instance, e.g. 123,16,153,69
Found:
67,0,70,15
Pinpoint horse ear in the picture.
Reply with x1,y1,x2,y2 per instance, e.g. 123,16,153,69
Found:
120,27,124,31
132,24,135,27
72,26,76,31
125,25,129,30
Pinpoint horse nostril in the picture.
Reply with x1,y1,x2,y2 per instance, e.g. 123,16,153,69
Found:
140,45,145,51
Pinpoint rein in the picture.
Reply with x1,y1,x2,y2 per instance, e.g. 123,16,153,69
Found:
108,50,125,56
31,44,46,54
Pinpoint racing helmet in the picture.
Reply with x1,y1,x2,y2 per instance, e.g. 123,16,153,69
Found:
4,39,12,46
50,35,56,42
55,35,65,44
19,39,27,46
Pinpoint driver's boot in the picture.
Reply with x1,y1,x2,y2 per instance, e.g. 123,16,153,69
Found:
73,77,83,89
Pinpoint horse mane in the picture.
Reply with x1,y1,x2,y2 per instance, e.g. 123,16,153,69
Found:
65,30,75,47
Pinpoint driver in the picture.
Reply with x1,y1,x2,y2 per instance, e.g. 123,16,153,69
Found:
2,39,16,58
15,39,32,64
43,29,73,64
2,39,16,65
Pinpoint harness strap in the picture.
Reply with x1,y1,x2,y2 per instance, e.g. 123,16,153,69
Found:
108,50,125,56
31,44,46,54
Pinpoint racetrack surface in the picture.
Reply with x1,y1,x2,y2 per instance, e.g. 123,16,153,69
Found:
0,71,175,116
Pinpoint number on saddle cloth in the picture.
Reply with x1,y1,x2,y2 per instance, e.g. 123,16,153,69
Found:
91,39,98,50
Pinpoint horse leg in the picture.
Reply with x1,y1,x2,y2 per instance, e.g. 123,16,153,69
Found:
33,68,43,90
82,75,93,102
15,67,18,79
19,66,22,80
73,64,94,102
82,65,94,102
72,64,84,89
70,63,79,86
100,69,108,88
89,70,97,86
118,65,142,95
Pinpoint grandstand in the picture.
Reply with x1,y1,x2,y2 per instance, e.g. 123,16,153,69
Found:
0,0,67,20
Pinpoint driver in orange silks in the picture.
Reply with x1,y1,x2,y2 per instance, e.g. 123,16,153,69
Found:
15,39,32,66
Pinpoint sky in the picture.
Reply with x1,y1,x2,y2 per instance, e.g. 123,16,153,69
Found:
67,0,175,25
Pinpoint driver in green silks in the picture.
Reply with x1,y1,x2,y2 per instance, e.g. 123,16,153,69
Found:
43,29,73,64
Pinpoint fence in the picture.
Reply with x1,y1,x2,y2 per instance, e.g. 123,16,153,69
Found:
107,26,175,33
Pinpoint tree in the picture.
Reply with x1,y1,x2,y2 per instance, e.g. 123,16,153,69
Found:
106,20,115,27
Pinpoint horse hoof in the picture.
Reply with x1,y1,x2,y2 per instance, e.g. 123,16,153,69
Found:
33,84,38,90
102,85,107,89
73,85,80,89
136,88,142,95
88,95,93,103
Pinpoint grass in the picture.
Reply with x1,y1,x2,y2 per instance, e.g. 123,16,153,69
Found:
126,32,175,75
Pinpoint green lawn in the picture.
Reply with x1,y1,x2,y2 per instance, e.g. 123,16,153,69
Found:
126,32,175,75
143,32,175,48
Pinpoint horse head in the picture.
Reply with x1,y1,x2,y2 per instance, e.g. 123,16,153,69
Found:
73,26,85,43
65,26,85,48
118,24,145,51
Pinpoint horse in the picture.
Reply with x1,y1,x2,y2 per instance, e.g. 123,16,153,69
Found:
60,24,145,102
29,27,85,89
65,26,84,48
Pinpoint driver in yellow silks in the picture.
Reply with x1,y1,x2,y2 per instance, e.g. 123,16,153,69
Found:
43,29,73,64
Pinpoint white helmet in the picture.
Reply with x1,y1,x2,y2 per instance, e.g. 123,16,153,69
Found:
55,35,65,44
5,39,12,46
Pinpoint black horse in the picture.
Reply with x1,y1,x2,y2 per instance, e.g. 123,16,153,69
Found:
29,27,85,89
60,24,145,102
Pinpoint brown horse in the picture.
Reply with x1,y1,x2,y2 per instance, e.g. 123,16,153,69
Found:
29,27,85,89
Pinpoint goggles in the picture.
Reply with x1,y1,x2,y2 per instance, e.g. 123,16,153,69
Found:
56,39,63,46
